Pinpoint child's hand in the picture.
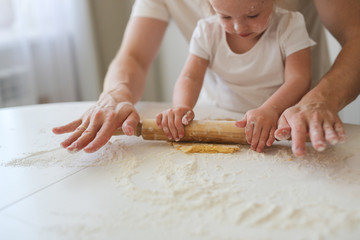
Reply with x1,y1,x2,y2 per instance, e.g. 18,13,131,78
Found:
155,106,194,141
235,107,279,152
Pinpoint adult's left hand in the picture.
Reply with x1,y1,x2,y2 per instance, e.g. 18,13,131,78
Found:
275,102,346,157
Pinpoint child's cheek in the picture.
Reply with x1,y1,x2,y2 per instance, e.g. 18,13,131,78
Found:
252,23,266,33
253,13,273,33
221,22,234,33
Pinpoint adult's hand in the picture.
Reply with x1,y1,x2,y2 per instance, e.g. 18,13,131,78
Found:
52,93,140,153
52,17,169,153
275,102,346,157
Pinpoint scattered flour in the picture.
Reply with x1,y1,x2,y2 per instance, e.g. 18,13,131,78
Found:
107,139,360,239
3,136,360,239
3,140,127,168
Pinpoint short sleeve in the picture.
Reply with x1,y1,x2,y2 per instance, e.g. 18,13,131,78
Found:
280,12,316,57
189,19,212,61
131,0,170,22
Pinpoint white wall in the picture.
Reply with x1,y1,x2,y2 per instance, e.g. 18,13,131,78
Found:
154,21,188,102
71,0,102,101
89,0,134,78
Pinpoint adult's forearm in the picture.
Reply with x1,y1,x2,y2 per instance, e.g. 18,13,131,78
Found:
312,0,360,112
101,17,168,105
300,38,360,112
102,56,147,104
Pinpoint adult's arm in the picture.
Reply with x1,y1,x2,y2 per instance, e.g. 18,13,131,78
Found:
275,0,360,156
53,17,168,153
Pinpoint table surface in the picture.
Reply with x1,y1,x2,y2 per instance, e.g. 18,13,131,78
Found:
1,101,360,240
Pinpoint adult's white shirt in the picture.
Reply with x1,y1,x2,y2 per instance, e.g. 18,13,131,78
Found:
131,0,330,101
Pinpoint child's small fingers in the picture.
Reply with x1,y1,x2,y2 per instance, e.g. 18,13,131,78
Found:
235,115,247,128
245,121,255,144
167,116,179,141
256,130,269,153
175,114,185,140
250,123,261,150
235,121,247,128
266,127,276,147
155,113,163,127
182,110,194,125
176,125,185,140
161,116,172,140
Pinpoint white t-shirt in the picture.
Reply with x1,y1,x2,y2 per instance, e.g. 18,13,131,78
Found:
189,8,315,112
131,0,213,41
131,0,330,101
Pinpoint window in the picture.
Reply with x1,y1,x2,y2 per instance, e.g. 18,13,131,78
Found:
0,0,100,107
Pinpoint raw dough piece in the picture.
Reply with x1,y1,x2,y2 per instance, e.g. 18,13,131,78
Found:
172,142,240,153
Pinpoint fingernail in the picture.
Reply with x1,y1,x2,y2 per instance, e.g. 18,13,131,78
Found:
316,143,326,152
335,125,343,131
293,147,305,157
123,126,134,136
67,147,79,153
317,146,325,152
293,150,305,157
122,127,129,135
329,138,338,146
86,143,94,149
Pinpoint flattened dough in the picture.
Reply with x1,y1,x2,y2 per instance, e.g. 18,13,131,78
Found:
172,142,240,153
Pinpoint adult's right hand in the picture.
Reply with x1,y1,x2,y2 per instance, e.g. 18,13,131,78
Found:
52,93,140,153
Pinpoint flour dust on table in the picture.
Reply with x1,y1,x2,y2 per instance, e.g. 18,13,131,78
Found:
3,133,360,239
2,137,133,168
104,137,360,239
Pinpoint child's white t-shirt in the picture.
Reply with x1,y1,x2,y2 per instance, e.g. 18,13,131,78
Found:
189,8,316,112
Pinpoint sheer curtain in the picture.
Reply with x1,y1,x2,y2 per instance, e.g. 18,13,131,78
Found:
0,0,100,107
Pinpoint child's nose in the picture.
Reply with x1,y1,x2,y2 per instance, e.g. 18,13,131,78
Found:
233,20,247,33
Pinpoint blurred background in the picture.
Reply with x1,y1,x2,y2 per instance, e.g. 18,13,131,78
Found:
0,0,359,124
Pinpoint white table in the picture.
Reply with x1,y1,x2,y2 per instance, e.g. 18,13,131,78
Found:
1,102,360,240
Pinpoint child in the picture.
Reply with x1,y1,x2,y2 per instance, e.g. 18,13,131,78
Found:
156,0,315,153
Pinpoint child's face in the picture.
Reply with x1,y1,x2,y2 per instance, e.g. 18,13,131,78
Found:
210,0,274,39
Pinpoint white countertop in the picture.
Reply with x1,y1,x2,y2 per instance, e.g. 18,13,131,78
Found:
1,101,360,240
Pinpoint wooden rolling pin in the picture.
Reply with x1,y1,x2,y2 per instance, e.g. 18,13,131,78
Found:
114,119,248,144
